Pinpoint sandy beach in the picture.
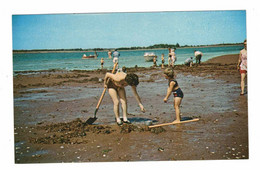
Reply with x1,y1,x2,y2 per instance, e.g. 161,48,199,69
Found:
13,54,248,163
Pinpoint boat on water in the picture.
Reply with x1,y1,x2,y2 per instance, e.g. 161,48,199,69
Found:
144,52,157,62
82,52,98,59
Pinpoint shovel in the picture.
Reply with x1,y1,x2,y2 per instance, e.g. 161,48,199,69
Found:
85,62,118,125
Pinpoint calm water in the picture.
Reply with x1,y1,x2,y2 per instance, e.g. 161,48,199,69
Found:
13,45,243,72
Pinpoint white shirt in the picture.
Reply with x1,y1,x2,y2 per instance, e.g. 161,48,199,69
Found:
194,51,202,56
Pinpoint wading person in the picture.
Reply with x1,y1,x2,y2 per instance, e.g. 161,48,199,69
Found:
108,50,112,59
153,56,157,67
100,58,104,69
237,39,247,95
112,49,120,69
104,71,145,125
169,48,177,67
168,47,172,67
163,68,184,123
161,53,165,68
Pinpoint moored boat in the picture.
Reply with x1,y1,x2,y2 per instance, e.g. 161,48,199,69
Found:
144,52,157,62
82,52,98,59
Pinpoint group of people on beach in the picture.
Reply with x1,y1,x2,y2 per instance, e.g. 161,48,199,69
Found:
100,47,186,126
102,48,203,70
153,48,203,69
98,40,247,125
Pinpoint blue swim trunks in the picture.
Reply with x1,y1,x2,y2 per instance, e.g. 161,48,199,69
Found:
173,88,184,98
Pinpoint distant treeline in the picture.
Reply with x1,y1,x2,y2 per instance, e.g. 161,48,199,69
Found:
13,42,243,53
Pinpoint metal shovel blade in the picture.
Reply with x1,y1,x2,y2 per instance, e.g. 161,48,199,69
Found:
85,117,97,125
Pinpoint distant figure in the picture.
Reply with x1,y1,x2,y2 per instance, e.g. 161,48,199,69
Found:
169,48,176,67
100,58,104,69
161,53,165,68
108,50,112,59
112,49,120,69
94,51,98,58
153,56,157,67
237,39,247,95
184,56,194,67
194,50,203,65
168,47,172,67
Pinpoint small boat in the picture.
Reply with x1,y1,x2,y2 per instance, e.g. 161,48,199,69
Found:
82,52,98,59
144,52,157,62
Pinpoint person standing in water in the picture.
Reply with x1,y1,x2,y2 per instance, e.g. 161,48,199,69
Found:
163,68,184,123
100,58,104,69
112,49,120,69
237,39,247,95
161,53,165,68
168,48,177,67
108,50,112,59
153,56,157,67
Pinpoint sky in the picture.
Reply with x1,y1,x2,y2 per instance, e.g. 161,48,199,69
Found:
12,10,246,50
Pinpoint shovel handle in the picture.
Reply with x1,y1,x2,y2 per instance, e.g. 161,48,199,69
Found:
94,62,118,116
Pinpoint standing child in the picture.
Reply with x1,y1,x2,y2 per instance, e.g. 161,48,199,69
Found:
163,68,184,123
100,58,104,69
161,53,165,68
153,56,157,67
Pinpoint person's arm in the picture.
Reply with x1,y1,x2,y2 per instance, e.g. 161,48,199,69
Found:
104,73,114,87
131,86,145,112
164,81,175,102
237,52,242,70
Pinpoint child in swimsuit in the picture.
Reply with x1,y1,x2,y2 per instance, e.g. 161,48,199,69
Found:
163,68,184,123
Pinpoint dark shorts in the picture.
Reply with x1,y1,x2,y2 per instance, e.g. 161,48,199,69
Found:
196,54,202,60
173,88,184,98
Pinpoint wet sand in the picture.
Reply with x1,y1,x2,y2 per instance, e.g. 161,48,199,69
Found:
13,54,248,163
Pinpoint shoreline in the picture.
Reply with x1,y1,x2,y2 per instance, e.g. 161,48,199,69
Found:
13,44,242,54
13,53,239,74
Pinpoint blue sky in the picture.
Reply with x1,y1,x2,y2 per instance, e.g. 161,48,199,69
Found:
12,10,246,50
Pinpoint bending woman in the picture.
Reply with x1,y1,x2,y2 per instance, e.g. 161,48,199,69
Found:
104,72,145,125
163,68,184,123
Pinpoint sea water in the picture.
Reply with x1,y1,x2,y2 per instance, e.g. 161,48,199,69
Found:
13,45,243,72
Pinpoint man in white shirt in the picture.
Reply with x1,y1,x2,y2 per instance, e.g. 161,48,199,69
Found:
112,49,120,69
194,50,203,65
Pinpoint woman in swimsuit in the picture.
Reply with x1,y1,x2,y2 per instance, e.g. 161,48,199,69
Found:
104,72,145,125
237,39,247,95
163,68,184,123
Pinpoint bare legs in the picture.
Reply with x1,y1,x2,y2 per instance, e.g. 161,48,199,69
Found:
108,88,128,124
173,97,182,123
240,73,246,95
